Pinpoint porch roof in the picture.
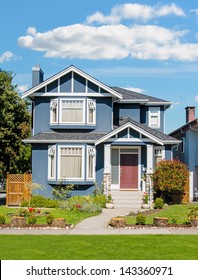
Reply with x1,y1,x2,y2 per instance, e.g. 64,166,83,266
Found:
95,117,181,146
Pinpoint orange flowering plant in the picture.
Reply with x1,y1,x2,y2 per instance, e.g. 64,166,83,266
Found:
152,159,189,204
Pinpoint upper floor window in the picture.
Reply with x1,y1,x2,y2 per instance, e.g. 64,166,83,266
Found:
50,98,96,126
61,99,85,124
148,107,160,128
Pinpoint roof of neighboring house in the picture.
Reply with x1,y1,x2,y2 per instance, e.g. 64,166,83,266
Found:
169,118,198,138
111,87,171,108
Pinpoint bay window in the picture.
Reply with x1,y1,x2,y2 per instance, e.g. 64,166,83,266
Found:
61,99,85,123
48,146,56,180
87,146,96,180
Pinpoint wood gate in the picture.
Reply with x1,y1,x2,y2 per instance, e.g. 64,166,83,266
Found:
6,173,32,206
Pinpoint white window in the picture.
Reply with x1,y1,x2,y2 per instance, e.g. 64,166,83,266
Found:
59,146,84,180
87,146,96,180
149,107,160,128
50,99,58,124
87,99,96,125
154,147,164,166
48,145,56,180
60,99,85,124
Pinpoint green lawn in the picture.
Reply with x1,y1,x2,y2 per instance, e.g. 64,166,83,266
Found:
0,206,99,225
126,204,197,225
0,235,197,260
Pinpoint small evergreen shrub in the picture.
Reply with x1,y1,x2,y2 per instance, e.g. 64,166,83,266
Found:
46,214,54,225
27,215,37,225
136,213,146,225
153,198,164,209
23,195,58,208
0,215,5,224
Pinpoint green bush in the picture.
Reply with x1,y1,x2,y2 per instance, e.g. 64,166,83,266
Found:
21,195,58,208
153,198,164,209
136,213,146,225
27,215,37,225
79,202,102,213
152,160,189,204
0,215,5,224
46,214,54,224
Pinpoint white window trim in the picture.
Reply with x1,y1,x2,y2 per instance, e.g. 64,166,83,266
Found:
48,145,56,180
50,98,58,124
59,98,85,125
154,146,165,164
57,145,85,181
87,98,96,125
148,107,160,128
87,146,96,180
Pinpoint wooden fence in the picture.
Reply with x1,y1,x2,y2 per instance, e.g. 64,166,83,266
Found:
6,173,32,206
182,173,190,203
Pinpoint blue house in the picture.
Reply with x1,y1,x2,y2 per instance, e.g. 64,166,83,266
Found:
22,65,180,200
169,106,198,202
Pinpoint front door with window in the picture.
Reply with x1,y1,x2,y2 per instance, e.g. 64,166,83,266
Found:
120,154,138,189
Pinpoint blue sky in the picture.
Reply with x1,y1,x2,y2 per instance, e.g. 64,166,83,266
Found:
1,0,198,133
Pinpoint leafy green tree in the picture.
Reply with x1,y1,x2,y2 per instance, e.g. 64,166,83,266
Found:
0,70,31,179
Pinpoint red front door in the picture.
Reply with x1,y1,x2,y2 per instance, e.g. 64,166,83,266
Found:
120,154,138,189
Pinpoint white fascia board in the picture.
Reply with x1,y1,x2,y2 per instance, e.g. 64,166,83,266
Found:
163,140,181,144
22,65,122,99
147,101,172,108
95,122,164,145
118,99,149,104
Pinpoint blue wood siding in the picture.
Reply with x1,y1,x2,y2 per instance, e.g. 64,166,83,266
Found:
73,72,86,92
47,80,58,92
60,73,72,92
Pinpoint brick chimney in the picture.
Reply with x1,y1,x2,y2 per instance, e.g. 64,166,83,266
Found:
32,64,44,87
185,106,195,123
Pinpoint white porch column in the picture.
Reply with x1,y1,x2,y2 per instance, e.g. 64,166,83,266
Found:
103,144,111,196
104,144,111,173
146,144,154,174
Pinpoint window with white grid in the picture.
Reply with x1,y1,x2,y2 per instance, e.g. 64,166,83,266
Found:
149,107,160,128
61,99,85,124
59,147,84,180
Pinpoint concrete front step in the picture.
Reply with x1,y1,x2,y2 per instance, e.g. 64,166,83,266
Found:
111,190,143,209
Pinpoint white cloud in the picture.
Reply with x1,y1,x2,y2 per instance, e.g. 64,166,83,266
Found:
18,24,198,61
124,86,146,94
194,95,198,102
0,51,15,63
86,3,185,24
17,84,29,92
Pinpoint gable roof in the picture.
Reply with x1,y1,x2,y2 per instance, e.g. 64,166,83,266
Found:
169,118,198,138
111,87,171,108
22,65,122,99
95,117,180,145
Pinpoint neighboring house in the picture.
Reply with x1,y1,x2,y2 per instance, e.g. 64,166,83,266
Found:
169,106,198,201
22,64,180,198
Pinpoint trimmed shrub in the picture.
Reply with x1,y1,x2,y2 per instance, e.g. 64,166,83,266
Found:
79,202,102,213
0,215,5,224
27,215,37,225
152,160,189,204
136,213,146,225
153,198,164,209
46,214,54,225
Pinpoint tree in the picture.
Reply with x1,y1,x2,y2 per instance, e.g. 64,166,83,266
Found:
0,70,31,179
152,159,189,204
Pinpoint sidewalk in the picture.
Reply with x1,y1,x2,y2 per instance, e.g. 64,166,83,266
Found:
1,207,198,235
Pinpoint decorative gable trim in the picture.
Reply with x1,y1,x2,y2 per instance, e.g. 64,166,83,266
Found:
22,65,122,99
96,122,164,146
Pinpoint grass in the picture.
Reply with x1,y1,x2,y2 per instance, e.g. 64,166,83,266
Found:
0,206,99,225
0,235,197,260
125,203,197,225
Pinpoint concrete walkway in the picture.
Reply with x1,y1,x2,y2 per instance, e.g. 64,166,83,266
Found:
1,207,198,235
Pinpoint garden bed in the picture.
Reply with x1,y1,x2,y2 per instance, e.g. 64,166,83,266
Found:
108,224,192,229
0,223,74,229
